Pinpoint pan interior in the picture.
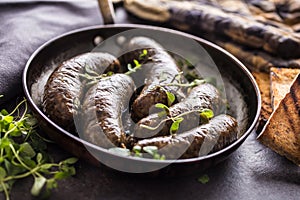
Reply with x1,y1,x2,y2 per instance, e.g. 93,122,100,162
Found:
27,26,255,163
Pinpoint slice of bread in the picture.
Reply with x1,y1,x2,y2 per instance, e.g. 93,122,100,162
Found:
257,73,300,165
252,71,273,133
270,67,300,109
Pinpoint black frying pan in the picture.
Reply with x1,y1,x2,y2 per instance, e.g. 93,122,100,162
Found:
22,0,261,176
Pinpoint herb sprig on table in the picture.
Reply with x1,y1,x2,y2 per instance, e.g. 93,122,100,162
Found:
0,97,78,200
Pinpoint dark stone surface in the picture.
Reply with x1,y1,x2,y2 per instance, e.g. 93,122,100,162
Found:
1,1,299,199
8,132,300,200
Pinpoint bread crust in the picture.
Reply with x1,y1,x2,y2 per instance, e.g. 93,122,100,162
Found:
252,71,273,133
258,74,300,165
270,67,300,109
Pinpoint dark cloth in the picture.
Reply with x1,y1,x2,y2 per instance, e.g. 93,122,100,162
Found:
0,0,102,104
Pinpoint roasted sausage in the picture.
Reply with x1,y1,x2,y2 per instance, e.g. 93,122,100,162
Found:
213,37,300,72
43,52,122,130
134,83,223,139
169,2,300,59
81,74,135,148
136,114,238,159
122,36,183,122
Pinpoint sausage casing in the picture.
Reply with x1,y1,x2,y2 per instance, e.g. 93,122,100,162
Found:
134,83,223,139
43,52,121,129
81,74,135,148
136,114,238,159
122,37,183,122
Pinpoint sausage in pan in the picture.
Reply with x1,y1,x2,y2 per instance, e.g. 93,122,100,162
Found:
122,36,183,122
134,83,223,139
43,52,121,130
81,73,135,148
136,114,238,159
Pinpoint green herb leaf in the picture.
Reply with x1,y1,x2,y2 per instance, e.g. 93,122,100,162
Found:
170,117,184,134
139,49,148,59
4,159,26,176
132,146,143,157
155,103,169,114
2,115,13,124
0,167,7,179
31,176,47,196
0,98,78,199
143,146,165,160
133,59,141,67
19,142,36,158
40,163,53,171
22,157,37,168
199,109,214,124
133,145,141,153
62,157,78,165
54,166,75,180
153,153,161,160
197,174,210,184
36,153,43,164
24,116,38,127
1,109,8,115
126,51,149,75
106,71,114,76
166,91,175,106
143,49,148,55
108,147,130,157
0,138,11,149
8,123,21,137
192,79,205,86
143,146,158,156
159,155,166,160
199,109,214,119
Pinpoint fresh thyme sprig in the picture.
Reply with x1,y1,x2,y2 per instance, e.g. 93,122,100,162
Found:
78,64,114,86
125,49,149,75
125,59,142,75
0,97,77,200
108,146,165,160
140,107,214,135
140,91,214,135
141,146,165,160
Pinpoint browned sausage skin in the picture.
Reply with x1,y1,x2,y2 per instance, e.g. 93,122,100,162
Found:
134,83,223,139
122,37,183,122
136,114,238,159
81,74,135,148
43,52,121,130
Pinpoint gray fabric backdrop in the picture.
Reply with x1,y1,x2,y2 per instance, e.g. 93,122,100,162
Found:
0,0,102,104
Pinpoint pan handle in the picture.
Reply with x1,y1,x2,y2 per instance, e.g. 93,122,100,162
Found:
97,0,115,24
